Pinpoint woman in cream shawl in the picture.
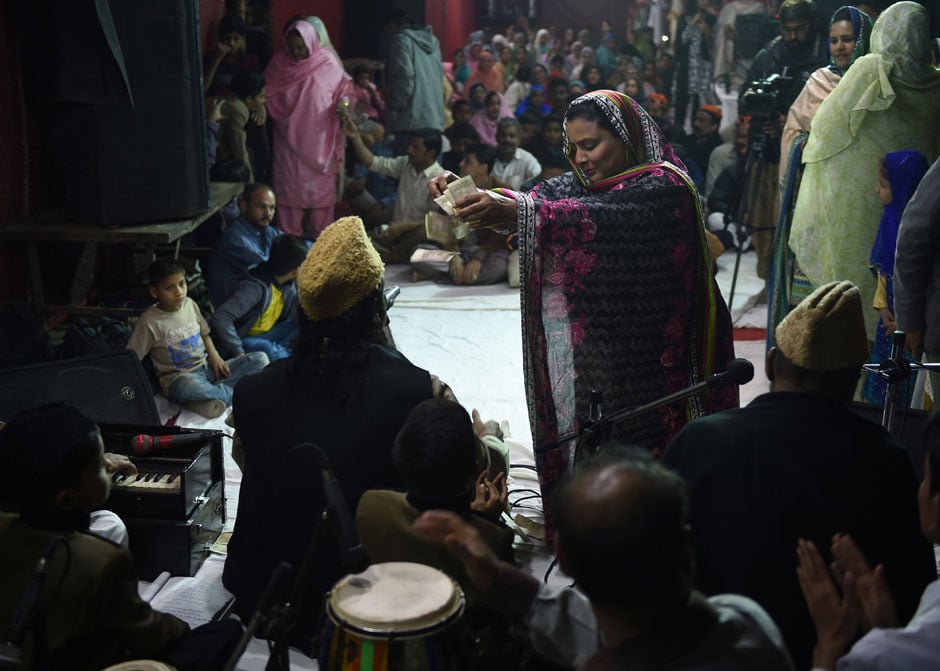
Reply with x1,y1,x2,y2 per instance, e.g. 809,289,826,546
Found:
789,1,940,340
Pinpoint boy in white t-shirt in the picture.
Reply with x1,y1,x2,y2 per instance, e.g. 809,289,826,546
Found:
127,258,268,418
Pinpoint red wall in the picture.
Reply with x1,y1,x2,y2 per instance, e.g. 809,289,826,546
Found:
427,0,478,61
199,0,227,54
270,0,344,53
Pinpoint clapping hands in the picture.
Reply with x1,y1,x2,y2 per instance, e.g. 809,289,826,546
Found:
797,534,899,670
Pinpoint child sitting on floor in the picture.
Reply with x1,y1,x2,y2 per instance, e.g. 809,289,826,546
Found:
127,258,268,418
0,402,241,670
210,234,308,362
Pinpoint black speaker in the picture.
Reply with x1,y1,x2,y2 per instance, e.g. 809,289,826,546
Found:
0,351,160,426
27,0,209,225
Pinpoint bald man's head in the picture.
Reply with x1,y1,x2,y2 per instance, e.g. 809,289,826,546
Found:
555,446,693,617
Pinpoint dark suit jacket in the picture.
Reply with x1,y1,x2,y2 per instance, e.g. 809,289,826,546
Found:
662,392,935,669
0,513,187,670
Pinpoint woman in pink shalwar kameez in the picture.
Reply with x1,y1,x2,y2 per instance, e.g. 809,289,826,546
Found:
264,20,353,237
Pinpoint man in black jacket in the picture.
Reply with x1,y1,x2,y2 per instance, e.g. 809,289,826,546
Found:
663,281,935,669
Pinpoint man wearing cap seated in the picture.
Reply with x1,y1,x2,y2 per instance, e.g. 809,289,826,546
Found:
686,104,725,185
662,280,935,669
223,217,456,654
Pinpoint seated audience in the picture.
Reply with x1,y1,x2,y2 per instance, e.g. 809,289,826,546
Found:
350,63,384,124
686,104,724,186
643,92,678,141
440,122,480,174
798,411,940,670
492,117,542,190
0,403,241,670
209,234,308,362
208,182,281,306
706,117,751,251
214,70,267,183
449,98,474,129
519,151,569,191
547,76,571,115
414,143,515,286
342,119,445,263
517,110,544,149
414,446,794,670
663,280,935,669
470,90,513,147
504,64,533,112
524,112,564,165
514,84,551,117
205,13,260,97
128,258,269,418
465,47,505,94
223,217,455,653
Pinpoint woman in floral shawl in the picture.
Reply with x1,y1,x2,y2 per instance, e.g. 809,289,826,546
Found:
432,90,736,534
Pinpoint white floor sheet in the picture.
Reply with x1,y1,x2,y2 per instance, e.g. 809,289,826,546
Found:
146,247,769,670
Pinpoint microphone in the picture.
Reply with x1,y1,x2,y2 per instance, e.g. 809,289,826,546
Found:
0,538,59,669
709,358,755,387
129,432,206,457
308,445,369,575
565,358,756,460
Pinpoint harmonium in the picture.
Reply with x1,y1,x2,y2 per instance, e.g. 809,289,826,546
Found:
100,422,226,580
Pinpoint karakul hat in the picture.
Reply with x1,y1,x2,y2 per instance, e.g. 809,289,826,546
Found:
297,216,384,321
775,280,869,371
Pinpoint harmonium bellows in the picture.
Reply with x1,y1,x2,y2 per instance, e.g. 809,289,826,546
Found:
99,423,226,580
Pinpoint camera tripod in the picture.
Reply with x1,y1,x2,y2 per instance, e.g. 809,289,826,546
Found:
725,119,779,311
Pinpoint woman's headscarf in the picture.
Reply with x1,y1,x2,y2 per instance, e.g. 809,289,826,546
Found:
515,84,552,116
869,150,929,276
533,28,551,54
806,1,940,162
563,90,684,188
306,16,342,66
826,6,873,75
467,82,488,111
264,20,351,167
869,0,934,83
469,91,513,146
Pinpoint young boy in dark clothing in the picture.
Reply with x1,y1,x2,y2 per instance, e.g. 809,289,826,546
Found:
210,234,309,361
0,403,241,670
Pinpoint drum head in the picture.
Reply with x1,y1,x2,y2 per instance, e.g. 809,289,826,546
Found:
102,662,175,671
328,562,465,638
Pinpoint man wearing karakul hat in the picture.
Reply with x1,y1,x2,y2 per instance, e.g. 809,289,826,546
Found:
222,216,461,653
663,280,935,669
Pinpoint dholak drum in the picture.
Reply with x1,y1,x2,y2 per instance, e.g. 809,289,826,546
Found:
320,562,467,671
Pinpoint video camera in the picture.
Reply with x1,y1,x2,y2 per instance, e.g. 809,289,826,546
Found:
739,73,794,118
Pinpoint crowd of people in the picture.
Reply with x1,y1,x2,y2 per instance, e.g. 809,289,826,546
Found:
1,0,939,668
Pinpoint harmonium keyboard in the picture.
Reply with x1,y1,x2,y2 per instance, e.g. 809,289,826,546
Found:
99,423,226,580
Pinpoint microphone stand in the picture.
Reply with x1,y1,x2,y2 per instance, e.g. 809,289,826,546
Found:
222,562,293,671
248,443,369,671
862,330,940,436
575,365,751,464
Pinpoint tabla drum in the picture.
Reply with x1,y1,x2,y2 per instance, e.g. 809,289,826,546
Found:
102,662,175,671
320,562,467,671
